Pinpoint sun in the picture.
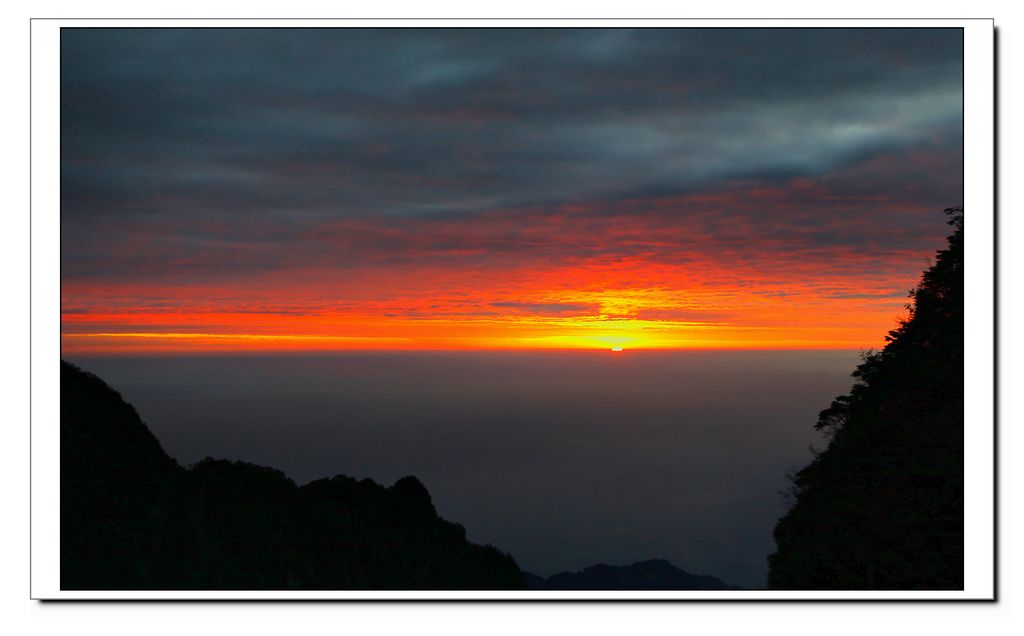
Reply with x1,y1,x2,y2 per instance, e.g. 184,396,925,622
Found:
610,346,624,352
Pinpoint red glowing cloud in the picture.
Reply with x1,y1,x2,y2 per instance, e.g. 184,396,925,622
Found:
60,174,951,354
60,29,962,354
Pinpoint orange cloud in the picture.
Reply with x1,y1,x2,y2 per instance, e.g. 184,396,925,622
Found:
61,177,945,354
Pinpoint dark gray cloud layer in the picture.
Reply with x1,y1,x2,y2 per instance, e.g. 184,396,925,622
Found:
61,28,963,281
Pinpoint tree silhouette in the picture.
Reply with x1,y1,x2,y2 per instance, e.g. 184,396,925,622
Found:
767,208,964,590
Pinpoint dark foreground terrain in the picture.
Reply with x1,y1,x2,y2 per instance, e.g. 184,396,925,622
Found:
61,360,524,590
768,209,964,590
524,559,740,590
62,359,749,592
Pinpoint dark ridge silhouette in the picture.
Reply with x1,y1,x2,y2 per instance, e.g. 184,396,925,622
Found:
524,559,741,590
767,208,964,590
60,361,524,590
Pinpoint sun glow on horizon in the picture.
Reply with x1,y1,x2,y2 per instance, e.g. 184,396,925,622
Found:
60,267,917,355
59,312,894,354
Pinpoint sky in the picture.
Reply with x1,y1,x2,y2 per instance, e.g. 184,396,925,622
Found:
60,28,964,353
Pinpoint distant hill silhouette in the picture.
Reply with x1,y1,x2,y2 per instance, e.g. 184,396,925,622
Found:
767,208,964,590
60,361,524,590
524,559,740,590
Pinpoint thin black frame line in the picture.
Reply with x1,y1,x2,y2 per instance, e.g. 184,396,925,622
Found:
35,22,992,603
28,15,33,602
31,17,995,22
991,26,1001,604
54,26,970,32
36,597,1000,604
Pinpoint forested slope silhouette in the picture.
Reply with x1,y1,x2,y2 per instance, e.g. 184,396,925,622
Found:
767,208,964,590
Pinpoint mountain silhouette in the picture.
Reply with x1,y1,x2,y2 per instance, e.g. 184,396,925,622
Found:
767,208,964,590
60,360,524,590
524,559,740,590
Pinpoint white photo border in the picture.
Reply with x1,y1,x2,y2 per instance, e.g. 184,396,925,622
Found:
30,17,995,601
